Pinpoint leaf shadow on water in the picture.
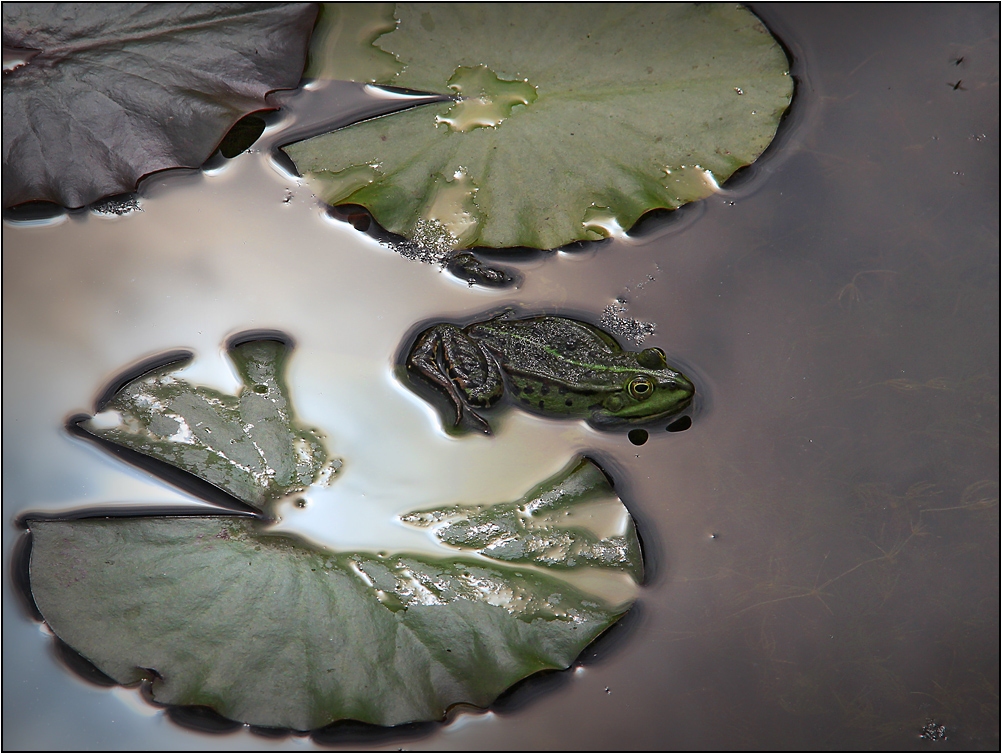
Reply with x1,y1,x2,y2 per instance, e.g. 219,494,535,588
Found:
50,637,118,689
10,530,41,622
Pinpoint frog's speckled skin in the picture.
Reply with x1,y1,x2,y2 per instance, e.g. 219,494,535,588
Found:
405,313,694,434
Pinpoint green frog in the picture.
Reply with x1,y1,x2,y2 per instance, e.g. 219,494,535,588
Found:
403,312,695,434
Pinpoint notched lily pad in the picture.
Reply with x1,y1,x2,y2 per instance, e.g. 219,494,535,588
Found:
25,457,642,729
2,3,317,208
285,2,793,251
75,332,339,511
402,457,643,582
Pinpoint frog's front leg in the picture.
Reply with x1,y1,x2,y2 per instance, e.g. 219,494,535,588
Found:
407,324,504,434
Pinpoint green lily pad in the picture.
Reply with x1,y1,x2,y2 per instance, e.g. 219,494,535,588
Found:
78,334,339,511
284,3,792,251
303,2,402,83
402,457,643,582
26,457,641,729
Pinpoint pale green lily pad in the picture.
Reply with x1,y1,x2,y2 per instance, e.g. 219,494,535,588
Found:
304,2,402,83
402,457,643,582
26,458,641,729
79,336,339,510
285,3,792,251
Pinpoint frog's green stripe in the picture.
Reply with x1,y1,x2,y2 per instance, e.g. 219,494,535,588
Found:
497,330,668,377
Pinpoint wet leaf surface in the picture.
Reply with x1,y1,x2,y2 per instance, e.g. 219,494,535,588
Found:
401,457,644,582
285,3,792,251
2,2,317,208
77,335,338,511
26,457,641,729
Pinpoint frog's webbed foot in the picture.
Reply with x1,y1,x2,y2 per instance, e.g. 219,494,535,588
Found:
407,324,503,435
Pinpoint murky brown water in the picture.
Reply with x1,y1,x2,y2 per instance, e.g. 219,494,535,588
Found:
3,4,999,750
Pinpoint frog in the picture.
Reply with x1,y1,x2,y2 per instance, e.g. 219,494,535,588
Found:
402,311,695,434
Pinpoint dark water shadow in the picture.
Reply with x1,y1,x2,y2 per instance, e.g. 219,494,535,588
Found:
311,718,438,748
225,328,295,351
89,348,194,412
50,637,118,688
625,199,708,241
1,200,76,224
165,705,244,735
10,531,42,621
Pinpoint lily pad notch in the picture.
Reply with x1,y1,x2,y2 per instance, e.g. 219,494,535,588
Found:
71,330,340,516
284,2,794,251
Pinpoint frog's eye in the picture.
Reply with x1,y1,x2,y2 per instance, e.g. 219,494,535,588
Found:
627,375,655,400
637,347,667,369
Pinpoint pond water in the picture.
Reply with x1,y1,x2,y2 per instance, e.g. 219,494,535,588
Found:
3,3,999,750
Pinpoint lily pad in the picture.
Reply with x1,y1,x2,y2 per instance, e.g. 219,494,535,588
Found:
76,333,339,511
26,457,641,729
2,3,317,209
401,457,644,582
284,3,792,251
303,2,402,83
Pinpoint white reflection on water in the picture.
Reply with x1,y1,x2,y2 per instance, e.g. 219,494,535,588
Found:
3,151,599,524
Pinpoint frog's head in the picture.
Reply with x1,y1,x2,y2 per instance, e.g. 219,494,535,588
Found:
591,348,695,429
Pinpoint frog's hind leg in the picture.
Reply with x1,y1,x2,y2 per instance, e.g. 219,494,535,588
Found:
408,325,501,434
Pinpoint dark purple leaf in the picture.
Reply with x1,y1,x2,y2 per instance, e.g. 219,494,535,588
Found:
2,2,317,208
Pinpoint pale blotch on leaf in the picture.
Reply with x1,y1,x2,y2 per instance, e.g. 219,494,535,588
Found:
304,2,401,82
661,164,723,198
313,163,383,207
582,205,626,239
435,65,538,133
422,169,481,247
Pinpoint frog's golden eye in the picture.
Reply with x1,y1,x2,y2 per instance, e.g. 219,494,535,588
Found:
637,347,667,369
627,375,655,400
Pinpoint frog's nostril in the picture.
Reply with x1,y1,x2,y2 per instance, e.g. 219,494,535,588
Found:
667,376,696,401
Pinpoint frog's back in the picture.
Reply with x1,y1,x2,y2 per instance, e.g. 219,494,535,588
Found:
468,316,630,385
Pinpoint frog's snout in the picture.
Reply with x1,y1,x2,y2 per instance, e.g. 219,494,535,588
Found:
667,373,696,400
